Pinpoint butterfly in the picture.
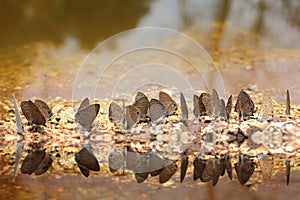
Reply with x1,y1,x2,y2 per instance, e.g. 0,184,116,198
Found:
133,92,149,121
234,90,255,120
285,90,290,115
109,102,140,129
75,97,100,130
180,154,188,183
12,94,25,133
259,91,274,120
226,95,232,120
159,91,178,116
258,154,274,181
285,160,290,185
149,99,166,122
21,99,52,126
12,142,25,182
108,148,125,173
75,146,100,177
21,149,52,176
159,161,178,184
193,94,200,118
220,99,226,119
180,92,188,124
211,89,222,117
199,93,212,116
234,154,255,185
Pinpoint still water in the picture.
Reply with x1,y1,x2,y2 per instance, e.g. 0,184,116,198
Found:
0,0,300,199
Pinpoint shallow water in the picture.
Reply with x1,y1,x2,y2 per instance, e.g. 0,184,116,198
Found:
1,0,300,199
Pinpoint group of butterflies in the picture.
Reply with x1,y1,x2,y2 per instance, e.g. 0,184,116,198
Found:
15,88,289,133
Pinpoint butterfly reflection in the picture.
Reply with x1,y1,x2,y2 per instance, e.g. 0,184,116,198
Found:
75,146,100,177
234,154,255,185
21,149,52,176
108,146,177,184
193,155,232,186
75,97,100,131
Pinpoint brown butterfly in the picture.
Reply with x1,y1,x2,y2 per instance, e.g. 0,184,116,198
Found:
109,102,125,128
220,99,226,119
211,89,222,117
226,95,232,120
75,146,100,177
125,105,140,129
21,99,52,126
159,161,178,184
193,94,200,118
285,160,291,185
159,91,178,116
75,97,100,130
234,154,255,185
133,92,149,121
234,90,255,120
180,92,188,124
285,90,290,115
199,93,212,115
149,99,166,122
259,91,274,120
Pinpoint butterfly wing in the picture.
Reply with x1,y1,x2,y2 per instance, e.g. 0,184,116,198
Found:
21,150,46,175
285,90,290,115
34,99,53,120
200,93,211,115
133,95,149,120
260,91,274,120
125,105,140,129
193,94,200,118
149,99,166,122
285,160,290,185
159,91,177,116
180,154,188,183
149,153,164,176
75,147,100,172
12,94,24,133
13,142,25,182
75,104,100,129
211,89,221,117
226,95,232,120
108,149,125,173
78,97,90,111
34,154,53,175
20,101,32,123
159,162,178,184
109,102,125,128
180,92,188,122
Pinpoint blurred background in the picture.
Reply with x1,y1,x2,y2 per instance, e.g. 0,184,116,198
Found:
1,0,300,106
